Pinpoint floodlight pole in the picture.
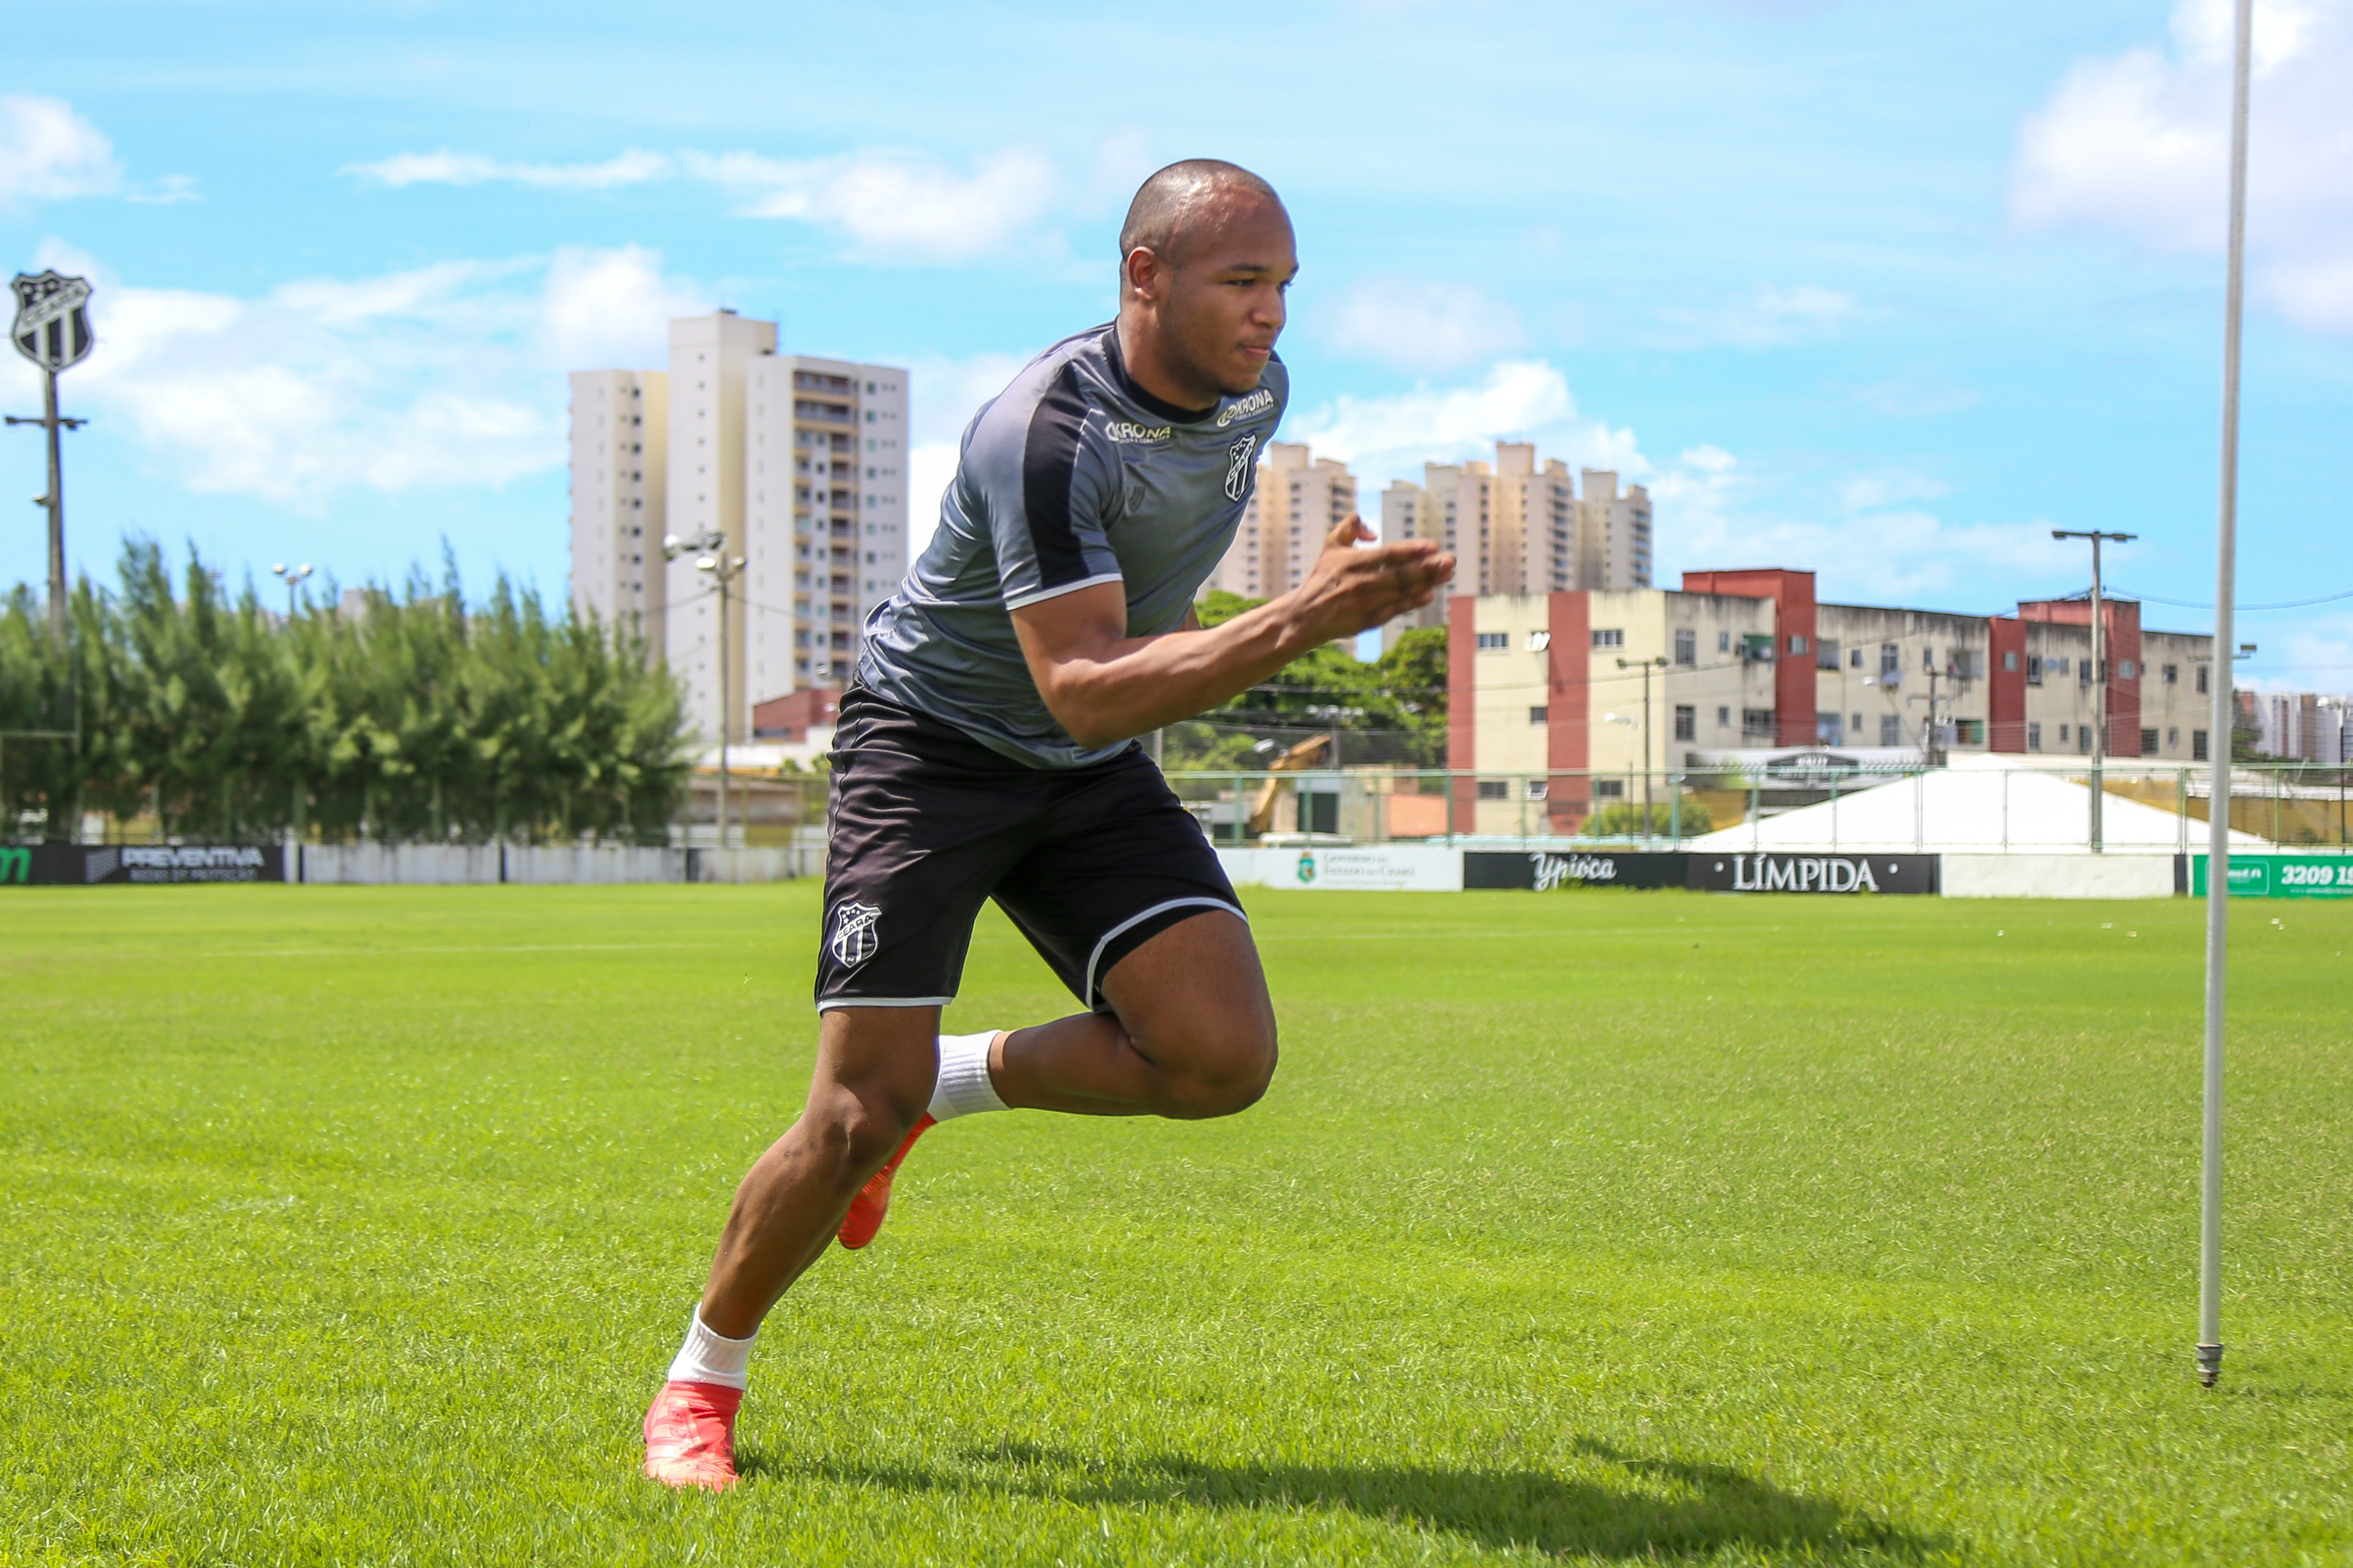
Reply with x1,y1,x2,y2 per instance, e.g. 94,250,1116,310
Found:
4,371,87,651
2052,529,2138,853
2197,0,2253,1391
1617,655,1667,831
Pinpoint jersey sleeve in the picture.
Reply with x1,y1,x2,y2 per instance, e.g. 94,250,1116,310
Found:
994,363,1125,611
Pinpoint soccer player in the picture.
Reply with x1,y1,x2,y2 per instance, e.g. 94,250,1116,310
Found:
643,159,1456,1491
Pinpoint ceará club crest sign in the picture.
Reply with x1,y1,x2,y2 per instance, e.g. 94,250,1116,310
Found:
10,271,95,374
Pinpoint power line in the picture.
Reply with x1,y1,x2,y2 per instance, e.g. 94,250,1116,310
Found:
2110,586,2353,612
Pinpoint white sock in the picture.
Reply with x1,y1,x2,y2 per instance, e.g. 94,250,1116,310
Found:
928,1030,1008,1122
667,1310,755,1390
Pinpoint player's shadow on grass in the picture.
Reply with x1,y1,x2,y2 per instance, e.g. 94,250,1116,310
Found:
765,1438,1940,1561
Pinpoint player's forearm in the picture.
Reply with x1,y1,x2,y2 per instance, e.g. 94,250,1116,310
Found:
1034,593,1331,748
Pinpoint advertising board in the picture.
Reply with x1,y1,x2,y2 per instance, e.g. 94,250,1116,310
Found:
0,845,287,885
2189,854,2353,899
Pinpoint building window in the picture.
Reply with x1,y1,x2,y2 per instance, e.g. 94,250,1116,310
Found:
1673,704,1696,740
1742,708,1776,739
2120,660,2137,679
1790,634,1809,656
1881,644,1899,676
1525,780,1548,800
1675,629,1696,665
2027,722,2043,751
1475,631,1508,650
2163,663,2179,684
1717,705,1732,728
1954,718,1985,747
2196,665,2210,694
2168,726,2179,749
1476,779,1510,800
2050,658,2069,676
1718,631,1732,653
1592,628,1625,648
2193,729,2209,760
2002,650,2019,672
1849,647,1864,668
1528,706,1548,725
1851,711,1863,735
1593,779,1626,798
1921,645,1936,672
1880,714,1904,747
1817,712,1843,744
2060,724,2071,743
2027,655,2043,685
1817,639,1840,671
2140,727,2159,753
2079,659,2093,686
2079,725,2093,753
1527,630,1551,651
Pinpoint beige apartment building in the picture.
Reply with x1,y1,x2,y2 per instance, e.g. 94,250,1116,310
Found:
1382,443,1651,642
1448,570,2218,835
1205,442,1356,600
567,369,669,653
569,311,909,747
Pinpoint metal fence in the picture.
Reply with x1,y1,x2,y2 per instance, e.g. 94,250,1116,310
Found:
1161,762,2353,853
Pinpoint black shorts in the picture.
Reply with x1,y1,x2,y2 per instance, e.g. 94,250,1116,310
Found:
814,689,1244,1013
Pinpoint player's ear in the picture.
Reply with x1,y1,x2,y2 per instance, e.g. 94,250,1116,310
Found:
1124,246,1162,303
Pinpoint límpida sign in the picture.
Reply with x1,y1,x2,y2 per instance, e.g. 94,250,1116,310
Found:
1692,853,1937,895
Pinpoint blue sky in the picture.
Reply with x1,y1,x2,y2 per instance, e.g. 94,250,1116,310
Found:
4,0,2349,687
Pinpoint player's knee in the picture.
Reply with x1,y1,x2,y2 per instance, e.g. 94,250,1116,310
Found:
806,1090,921,1190
1153,1018,1278,1119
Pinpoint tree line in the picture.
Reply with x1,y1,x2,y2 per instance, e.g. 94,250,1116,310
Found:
0,542,691,845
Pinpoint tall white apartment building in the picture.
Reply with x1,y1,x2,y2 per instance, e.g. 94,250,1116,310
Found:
1206,442,1356,600
568,310,910,748
567,369,669,651
744,352,909,711
1378,442,1650,641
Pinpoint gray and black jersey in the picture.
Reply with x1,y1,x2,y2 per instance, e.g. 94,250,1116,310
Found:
855,323,1288,768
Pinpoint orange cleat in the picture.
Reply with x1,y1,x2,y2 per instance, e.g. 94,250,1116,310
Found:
643,1379,744,1492
838,1113,936,1250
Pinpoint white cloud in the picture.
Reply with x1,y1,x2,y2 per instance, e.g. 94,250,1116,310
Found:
1652,282,1857,348
1321,277,1525,371
348,140,1069,264
683,147,1058,263
344,148,672,191
1655,445,2085,602
0,96,122,205
1290,360,1578,466
2013,0,2353,330
59,245,707,509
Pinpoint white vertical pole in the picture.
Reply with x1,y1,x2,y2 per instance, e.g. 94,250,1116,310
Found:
2198,0,2252,1391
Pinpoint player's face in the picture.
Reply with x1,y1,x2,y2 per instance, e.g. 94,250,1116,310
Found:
1166,197,1295,398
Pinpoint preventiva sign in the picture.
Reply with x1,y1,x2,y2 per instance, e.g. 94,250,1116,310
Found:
0,845,287,885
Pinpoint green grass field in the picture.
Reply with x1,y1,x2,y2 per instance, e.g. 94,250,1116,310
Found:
4,882,2349,1566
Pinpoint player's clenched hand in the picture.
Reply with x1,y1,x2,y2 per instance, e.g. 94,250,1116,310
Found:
1290,516,1455,640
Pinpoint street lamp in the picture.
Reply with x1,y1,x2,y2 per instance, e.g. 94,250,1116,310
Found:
1617,654,1668,829
2053,528,2138,853
663,529,746,851
271,562,312,619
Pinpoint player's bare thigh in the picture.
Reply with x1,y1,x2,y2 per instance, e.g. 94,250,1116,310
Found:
1098,909,1278,1110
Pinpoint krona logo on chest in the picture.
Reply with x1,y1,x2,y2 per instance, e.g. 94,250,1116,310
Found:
1105,420,1173,444
1216,388,1275,428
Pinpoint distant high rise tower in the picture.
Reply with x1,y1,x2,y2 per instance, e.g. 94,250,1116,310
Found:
1206,442,1357,601
568,311,910,748
1379,442,1651,644
568,369,669,653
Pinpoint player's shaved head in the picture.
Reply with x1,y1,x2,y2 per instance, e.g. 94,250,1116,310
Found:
1119,160,1283,266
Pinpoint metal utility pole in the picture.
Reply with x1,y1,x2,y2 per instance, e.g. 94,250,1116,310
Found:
272,562,313,620
2197,0,2253,1391
2053,529,2139,853
1617,655,1667,830
7,272,96,651
664,529,746,850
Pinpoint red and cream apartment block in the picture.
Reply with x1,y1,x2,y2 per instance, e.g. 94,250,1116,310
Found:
1447,569,2216,835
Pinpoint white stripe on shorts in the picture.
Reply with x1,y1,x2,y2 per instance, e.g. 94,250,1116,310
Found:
1082,896,1247,1010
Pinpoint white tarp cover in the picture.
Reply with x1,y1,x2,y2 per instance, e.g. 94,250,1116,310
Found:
1687,761,2269,855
